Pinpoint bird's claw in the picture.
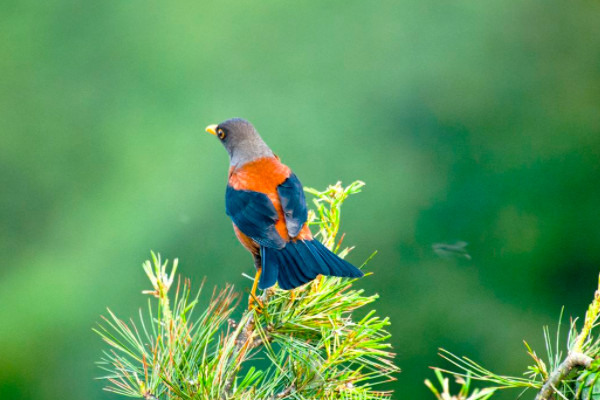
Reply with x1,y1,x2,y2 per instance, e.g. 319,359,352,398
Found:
248,294,264,313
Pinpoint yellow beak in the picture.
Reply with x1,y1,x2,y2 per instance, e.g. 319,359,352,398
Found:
205,124,218,136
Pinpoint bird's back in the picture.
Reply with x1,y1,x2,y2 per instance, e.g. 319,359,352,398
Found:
228,157,312,242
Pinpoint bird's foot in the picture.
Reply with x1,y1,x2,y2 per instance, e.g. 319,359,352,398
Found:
248,293,264,313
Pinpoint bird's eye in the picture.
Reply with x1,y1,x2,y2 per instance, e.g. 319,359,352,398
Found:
217,129,226,140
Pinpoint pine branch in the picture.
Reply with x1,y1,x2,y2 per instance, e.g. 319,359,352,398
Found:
95,181,400,400
535,352,592,400
428,273,600,400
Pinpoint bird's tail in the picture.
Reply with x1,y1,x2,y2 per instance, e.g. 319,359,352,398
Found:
258,239,364,290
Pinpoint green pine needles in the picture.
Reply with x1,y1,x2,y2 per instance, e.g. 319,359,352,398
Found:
427,275,600,400
95,181,400,400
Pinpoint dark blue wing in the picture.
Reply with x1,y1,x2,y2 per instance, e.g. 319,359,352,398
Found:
225,186,286,249
277,173,308,238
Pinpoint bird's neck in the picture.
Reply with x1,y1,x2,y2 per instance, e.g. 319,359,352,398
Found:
228,138,274,168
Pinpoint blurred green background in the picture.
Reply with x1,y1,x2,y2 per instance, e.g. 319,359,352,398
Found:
1,0,600,399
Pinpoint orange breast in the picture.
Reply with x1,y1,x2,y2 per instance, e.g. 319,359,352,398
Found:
229,157,312,243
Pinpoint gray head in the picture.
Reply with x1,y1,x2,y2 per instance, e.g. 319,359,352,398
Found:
205,118,274,167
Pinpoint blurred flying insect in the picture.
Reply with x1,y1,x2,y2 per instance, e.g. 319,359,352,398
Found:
432,241,471,260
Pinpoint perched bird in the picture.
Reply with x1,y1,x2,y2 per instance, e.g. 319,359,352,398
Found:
205,118,363,303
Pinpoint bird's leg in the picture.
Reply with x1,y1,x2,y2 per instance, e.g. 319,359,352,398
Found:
249,268,262,308
248,253,264,311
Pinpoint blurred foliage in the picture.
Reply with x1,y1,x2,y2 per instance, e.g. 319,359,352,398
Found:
1,0,599,399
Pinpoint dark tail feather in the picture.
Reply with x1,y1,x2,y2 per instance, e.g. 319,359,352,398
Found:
308,240,364,278
259,247,279,289
259,240,364,290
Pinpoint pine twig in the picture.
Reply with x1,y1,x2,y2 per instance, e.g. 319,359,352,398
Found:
535,352,592,400
534,275,600,400
431,273,600,400
274,383,295,399
222,291,271,399
222,312,256,399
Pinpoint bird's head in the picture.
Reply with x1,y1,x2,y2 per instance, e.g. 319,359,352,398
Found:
206,118,274,167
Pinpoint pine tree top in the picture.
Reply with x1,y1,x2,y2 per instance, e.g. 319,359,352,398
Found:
95,181,400,400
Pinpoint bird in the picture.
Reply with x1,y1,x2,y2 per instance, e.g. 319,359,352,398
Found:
205,118,363,306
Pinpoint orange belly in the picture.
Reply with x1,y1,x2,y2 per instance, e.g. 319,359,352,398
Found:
233,224,260,255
